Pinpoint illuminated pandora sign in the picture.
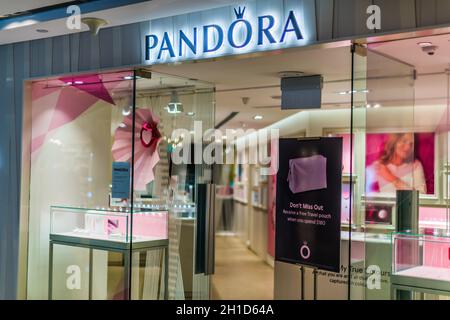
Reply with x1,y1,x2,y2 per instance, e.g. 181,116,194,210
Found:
144,6,305,63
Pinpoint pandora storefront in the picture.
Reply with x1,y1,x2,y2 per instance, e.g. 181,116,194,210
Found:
2,0,450,300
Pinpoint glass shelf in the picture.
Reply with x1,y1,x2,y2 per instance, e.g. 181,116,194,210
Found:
51,204,168,214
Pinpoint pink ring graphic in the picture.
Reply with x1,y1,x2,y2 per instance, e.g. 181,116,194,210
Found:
140,122,154,148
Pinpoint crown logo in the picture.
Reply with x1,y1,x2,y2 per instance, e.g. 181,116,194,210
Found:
234,6,246,19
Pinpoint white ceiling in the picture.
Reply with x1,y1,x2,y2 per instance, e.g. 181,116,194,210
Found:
0,0,73,16
368,33,450,125
370,33,450,74
152,45,354,130
0,0,237,44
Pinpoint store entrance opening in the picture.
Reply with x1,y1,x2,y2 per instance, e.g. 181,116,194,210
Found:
152,43,355,300
152,31,450,300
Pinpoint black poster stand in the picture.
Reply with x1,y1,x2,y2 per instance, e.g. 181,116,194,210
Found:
275,137,343,300
299,265,318,300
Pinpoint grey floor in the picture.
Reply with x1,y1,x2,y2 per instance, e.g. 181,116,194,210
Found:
211,235,274,300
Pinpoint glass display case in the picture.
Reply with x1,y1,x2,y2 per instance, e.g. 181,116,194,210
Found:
48,205,170,300
50,205,169,245
391,232,450,299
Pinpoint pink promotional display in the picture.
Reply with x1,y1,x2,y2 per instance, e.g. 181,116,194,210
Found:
31,72,132,158
27,70,175,300
112,109,162,190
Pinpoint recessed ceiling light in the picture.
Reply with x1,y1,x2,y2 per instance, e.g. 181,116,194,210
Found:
4,19,37,30
366,104,372,108
74,80,84,85
187,111,196,116
418,42,433,47
122,106,132,116
373,103,381,108
254,115,263,120
36,29,48,33
65,81,73,86
123,76,133,80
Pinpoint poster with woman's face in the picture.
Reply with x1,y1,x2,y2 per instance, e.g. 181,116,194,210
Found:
365,132,435,196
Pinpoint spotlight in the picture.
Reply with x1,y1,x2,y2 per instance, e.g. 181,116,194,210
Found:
122,106,132,116
417,42,438,55
81,17,108,36
417,42,433,47
166,91,184,114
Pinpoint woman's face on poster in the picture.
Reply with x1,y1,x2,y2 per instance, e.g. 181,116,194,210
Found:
394,133,414,162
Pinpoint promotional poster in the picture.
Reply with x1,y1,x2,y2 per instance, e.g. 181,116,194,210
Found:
365,132,435,196
275,138,343,272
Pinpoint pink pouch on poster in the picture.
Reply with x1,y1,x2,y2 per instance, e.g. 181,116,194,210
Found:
287,155,327,193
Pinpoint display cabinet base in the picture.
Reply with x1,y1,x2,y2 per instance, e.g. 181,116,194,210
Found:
48,234,169,300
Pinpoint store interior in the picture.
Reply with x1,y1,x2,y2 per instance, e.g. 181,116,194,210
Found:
20,32,450,300
151,44,352,299
152,32,450,299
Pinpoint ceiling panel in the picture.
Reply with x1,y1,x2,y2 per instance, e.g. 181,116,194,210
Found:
0,0,237,44
0,0,73,16
369,33,450,74
153,45,353,130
